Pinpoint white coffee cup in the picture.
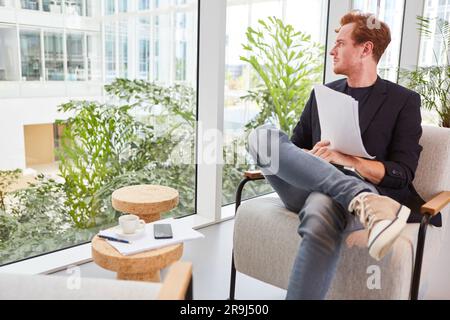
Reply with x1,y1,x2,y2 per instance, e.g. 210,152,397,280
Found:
119,214,146,234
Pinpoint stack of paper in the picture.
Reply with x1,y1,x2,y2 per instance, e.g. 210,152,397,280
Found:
98,218,205,256
313,84,375,159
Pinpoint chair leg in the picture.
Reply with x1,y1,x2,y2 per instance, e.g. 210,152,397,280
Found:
410,214,431,300
229,252,236,300
186,276,194,300
229,177,251,300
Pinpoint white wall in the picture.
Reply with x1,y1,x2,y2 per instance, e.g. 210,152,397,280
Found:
0,95,103,170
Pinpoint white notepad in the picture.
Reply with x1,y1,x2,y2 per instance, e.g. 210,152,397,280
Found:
98,218,205,256
314,84,375,159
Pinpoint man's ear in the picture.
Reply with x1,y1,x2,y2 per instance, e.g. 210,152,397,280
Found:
362,41,374,58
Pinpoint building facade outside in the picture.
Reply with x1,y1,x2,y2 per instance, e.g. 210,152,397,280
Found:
0,0,197,171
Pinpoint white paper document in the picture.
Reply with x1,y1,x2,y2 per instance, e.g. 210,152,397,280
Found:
98,218,205,256
313,84,375,159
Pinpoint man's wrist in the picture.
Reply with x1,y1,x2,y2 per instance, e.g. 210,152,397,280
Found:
347,155,361,169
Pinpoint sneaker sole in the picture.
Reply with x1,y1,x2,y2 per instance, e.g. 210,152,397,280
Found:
368,205,411,261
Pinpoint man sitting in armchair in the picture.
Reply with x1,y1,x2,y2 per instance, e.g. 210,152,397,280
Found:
248,11,441,300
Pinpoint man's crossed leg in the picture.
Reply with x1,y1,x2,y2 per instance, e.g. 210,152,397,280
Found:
248,124,411,261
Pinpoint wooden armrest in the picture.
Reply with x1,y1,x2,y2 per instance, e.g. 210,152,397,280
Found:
158,261,192,300
244,170,265,180
421,191,450,216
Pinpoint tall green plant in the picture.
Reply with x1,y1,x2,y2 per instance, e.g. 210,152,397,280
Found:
401,16,450,128
56,101,141,228
241,16,324,135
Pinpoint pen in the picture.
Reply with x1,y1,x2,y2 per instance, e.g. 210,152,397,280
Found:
98,235,130,244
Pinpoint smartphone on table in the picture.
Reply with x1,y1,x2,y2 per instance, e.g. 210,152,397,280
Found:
153,223,173,239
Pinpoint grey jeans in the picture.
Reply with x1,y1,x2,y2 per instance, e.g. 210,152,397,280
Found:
248,125,379,299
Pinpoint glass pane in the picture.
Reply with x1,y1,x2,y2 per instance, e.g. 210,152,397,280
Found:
87,33,102,81
66,0,84,16
139,0,150,10
44,32,64,81
419,0,450,66
417,0,450,126
352,0,405,82
21,0,40,10
119,0,129,12
0,24,20,81
0,0,15,7
105,22,116,81
138,17,151,80
86,0,101,16
118,21,128,78
20,30,42,81
222,0,328,205
66,33,85,81
105,0,115,15
175,11,187,81
43,0,62,13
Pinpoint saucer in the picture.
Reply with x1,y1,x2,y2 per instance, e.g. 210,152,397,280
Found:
112,225,146,240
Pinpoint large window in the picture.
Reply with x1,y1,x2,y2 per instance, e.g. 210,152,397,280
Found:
352,0,405,82
417,0,450,126
419,0,450,66
0,0,199,267
222,0,328,205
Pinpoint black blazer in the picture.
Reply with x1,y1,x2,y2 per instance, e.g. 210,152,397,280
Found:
291,76,441,227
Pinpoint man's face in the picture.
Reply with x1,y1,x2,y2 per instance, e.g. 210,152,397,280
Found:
329,23,365,75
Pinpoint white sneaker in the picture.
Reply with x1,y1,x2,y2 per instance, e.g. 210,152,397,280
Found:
348,192,411,261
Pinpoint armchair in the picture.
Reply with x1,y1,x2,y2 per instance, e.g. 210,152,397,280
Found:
229,125,450,300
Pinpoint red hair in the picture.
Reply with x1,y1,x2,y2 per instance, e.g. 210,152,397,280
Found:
336,11,391,62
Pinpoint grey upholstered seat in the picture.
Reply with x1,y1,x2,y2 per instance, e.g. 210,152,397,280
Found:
233,125,450,299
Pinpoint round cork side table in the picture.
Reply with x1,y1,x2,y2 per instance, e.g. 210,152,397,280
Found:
91,236,183,282
112,185,179,223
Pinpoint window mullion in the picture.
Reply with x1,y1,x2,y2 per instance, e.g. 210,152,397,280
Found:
196,0,226,222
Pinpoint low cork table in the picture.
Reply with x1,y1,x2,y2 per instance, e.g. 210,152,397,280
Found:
92,236,183,282
112,185,179,223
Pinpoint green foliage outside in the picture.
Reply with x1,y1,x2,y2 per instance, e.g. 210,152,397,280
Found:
241,16,324,136
222,17,325,204
0,79,198,265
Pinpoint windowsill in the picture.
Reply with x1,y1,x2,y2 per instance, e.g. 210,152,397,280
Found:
0,192,277,275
